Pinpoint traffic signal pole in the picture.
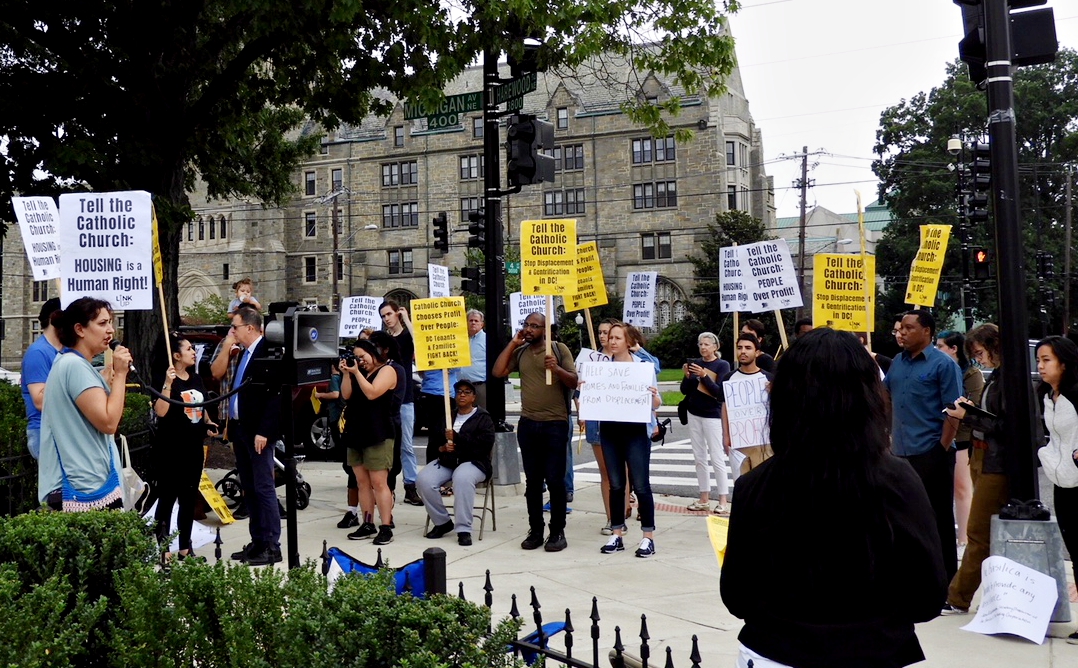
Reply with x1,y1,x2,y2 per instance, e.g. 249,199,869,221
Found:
984,0,1039,501
483,47,509,429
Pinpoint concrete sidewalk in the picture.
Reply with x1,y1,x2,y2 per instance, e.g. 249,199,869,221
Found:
205,462,1077,667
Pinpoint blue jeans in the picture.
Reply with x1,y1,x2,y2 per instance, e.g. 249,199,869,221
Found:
600,421,655,532
517,417,570,534
27,427,41,460
231,420,281,548
400,402,416,484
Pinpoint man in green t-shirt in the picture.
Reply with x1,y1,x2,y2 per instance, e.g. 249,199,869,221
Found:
493,312,577,553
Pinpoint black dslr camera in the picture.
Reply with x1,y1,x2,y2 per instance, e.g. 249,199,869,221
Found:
340,349,356,367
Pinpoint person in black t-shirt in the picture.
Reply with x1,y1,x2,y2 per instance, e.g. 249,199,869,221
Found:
153,336,218,560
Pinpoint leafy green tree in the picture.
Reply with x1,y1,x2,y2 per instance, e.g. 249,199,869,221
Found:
1,0,742,366
872,50,1078,335
182,294,231,326
686,209,774,344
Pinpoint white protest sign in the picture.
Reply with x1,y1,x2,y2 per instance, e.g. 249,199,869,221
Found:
722,373,770,448
509,292,555,332
738,239,802,312
720,245,748,313
622,271,657,328
961,556,1058,644
428,263,450,298
574,347,610,375
58,190,153,309
338,296,381,338
577,360,655,423
12,196,62,281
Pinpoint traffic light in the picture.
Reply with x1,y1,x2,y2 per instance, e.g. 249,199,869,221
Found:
953,0,1057,83
460,266,484,293
507,114,555,187
432,211,448,253
973,247,991,280
1037,251,1055,280
467,208,485,248
965,141,990,223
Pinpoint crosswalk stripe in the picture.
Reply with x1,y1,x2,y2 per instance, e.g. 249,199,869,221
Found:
571,436,739,497
573,473,708,487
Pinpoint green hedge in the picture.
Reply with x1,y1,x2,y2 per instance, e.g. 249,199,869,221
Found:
0,511,157,667
0,511,522,668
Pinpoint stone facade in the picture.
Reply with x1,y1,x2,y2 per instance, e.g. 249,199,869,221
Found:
181,61,774,330
0,57,773,369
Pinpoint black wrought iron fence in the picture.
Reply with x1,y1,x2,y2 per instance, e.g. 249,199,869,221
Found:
0,429,154,517
308,543,704,668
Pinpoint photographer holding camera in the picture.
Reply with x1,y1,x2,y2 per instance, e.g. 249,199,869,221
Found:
339,339,399,546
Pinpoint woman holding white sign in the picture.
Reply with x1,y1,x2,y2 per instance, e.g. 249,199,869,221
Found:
594,323,661,558
680,331,731,514
721,328,946,667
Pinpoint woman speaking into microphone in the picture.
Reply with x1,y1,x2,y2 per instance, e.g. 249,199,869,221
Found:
38,297,132,512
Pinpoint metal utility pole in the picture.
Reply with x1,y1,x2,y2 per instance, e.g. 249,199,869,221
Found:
984,0,1038,501
483,47,509,429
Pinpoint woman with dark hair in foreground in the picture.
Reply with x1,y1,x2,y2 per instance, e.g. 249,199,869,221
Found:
720,328,946,668
38,297,133,511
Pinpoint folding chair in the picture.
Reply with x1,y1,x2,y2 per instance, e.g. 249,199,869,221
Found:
424,476,497,540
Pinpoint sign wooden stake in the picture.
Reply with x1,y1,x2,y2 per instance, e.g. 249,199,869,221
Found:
584,308,598,353
545,296,553,384
442,368,452,435
773,309,789,356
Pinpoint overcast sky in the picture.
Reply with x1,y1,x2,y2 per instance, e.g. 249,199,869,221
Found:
727,0,1078,219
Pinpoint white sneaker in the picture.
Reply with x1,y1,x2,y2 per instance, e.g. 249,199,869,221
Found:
635,537,656,558
599,535,624,554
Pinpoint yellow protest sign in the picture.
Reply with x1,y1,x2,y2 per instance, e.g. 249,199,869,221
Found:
410,297,472,370
813,253,876,332
199,472,235,524
521,218,577,295
151,204,163,287
707,515,730,568
567,241,608,311
904,224,952,307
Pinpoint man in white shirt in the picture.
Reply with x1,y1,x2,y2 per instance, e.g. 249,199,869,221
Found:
722,333,774,484
460,310,488,408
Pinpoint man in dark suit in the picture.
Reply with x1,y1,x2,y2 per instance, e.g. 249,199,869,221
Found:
228,306,283,566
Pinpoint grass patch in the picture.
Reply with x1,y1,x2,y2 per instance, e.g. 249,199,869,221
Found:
660,391,684,405
657,368,684,382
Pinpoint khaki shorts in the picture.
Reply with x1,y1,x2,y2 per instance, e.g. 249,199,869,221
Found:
347,439,393,471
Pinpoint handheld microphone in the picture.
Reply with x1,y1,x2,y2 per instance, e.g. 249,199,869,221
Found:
109,340,137,373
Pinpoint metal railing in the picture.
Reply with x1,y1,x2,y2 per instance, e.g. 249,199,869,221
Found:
313,544,704,668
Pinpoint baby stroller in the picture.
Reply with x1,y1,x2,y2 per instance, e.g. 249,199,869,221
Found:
215,439,312,510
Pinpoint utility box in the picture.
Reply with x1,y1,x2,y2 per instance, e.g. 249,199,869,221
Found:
491,431,521,486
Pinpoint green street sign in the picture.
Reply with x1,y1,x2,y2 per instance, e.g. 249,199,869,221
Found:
503,96,524,112
506,261,521,275
494,72,537,105
403,91,483,122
